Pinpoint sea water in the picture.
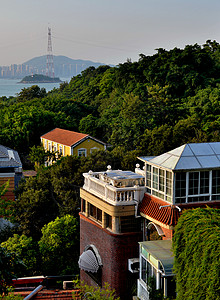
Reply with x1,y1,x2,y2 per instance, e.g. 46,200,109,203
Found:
0,78,70,98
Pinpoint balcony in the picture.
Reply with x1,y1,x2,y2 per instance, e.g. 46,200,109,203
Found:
82,168,146,206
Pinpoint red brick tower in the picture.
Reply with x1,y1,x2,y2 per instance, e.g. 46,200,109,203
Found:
78,167,145,299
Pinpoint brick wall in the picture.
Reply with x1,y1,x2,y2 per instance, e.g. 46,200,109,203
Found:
0,176,15,201
80,214,142,300
162,227,173,240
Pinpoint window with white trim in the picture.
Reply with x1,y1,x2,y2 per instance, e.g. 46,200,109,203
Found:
90,147,99,154
140,256,157,285
146,163,172,203
175,170,220,203
78,148,87,157
59,145,63,155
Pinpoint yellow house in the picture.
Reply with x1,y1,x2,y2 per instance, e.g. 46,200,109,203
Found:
40,128,107,158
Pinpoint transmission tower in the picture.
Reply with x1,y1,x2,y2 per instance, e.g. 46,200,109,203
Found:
46,27,54,78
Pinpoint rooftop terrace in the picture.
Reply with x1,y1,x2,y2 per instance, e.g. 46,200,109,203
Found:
82,166,146,206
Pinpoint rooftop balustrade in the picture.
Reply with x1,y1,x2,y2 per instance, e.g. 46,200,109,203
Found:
82,168,146,206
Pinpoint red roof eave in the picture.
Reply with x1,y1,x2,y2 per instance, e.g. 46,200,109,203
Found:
139,194,180,227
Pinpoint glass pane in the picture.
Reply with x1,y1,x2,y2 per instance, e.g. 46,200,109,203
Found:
175,197,186,204
141,257,147,283
188,196,209,202
166,195,172,203
97,208,102,222
175,173,186,197
159,169,165,192
166,171,172,196
200,171,209,194
152,167,158,189
89,204,95,217
189,172,199,195
146,164,151,188
212,170,220,195
147,261,152,284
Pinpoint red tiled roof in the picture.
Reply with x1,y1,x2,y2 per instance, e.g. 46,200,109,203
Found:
139,194,180,227
41,128,88,147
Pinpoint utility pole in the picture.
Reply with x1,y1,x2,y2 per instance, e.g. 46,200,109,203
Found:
46,27,54,78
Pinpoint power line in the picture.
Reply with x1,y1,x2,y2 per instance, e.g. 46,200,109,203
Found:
52,35,138,52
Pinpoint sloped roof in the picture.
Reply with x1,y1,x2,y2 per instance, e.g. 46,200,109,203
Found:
41,128,106,147
139,194,180,226
139,240,174,276
0,145,22,168
138,142,220,171
41,128,89,147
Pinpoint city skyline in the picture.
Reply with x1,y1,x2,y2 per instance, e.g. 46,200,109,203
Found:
0,55,103,78
0,0,220,66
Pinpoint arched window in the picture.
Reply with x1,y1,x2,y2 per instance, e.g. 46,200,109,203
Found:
146,222,164,241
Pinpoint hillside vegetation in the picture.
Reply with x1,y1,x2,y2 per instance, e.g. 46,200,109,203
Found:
1,40,220,161
1,41,220,294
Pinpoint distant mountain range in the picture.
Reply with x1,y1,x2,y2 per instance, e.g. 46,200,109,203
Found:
0,55,109,79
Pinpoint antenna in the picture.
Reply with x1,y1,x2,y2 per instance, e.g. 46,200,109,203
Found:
46,27,54,78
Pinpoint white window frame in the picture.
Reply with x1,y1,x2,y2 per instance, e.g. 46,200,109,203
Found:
90,147,99,154
53,143,57,152
48,142,52,152
175,170,213,204
59,145,63,155
78,148,87,157
146,163,173,203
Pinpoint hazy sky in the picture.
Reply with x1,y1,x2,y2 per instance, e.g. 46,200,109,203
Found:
0,0,220,66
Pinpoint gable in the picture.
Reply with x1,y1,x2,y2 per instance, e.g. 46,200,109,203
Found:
41,128,88,147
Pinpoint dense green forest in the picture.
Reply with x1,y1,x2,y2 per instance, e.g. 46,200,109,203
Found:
1,40,220,164
1,40,220,296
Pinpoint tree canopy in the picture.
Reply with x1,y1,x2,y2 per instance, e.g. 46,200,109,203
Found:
38,215,79,275
1,41,220,159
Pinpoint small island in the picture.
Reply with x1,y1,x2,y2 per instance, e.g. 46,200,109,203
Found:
19,74,62,84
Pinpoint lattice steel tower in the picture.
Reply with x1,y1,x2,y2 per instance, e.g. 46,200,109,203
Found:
46,27,54,78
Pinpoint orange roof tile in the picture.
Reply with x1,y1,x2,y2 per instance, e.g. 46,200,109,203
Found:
139,194,180,226
41,128,88,147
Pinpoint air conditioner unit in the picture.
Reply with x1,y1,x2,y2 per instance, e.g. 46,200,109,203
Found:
128,258,139,273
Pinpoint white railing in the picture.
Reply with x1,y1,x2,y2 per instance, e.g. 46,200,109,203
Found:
135,167,145,177
83,173,146,206
137,279,149,300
